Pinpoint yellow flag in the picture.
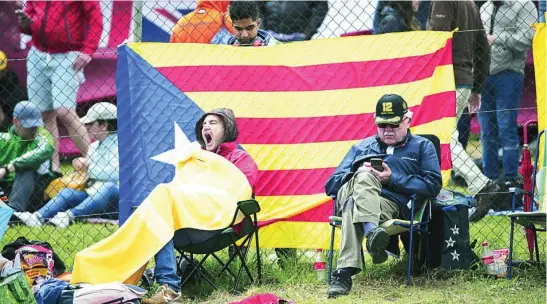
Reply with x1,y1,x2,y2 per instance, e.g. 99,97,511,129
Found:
533,23,546,167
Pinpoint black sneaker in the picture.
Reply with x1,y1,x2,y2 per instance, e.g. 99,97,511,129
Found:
327,269,353,299
366,228,389,264
469,180,501,222
450,171,468,187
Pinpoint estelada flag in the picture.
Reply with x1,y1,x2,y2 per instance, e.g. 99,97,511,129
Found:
117,31,455,249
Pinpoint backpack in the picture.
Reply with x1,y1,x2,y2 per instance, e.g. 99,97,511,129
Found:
417,189,480,270
59,282,146,304
2,237,65,277
435,190,480,270
16,245,55,292
0,255,36,304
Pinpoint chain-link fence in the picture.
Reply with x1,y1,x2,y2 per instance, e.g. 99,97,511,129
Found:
0,0,545,290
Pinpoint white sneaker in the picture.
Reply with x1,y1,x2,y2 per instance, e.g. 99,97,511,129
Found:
50,212,71,228
14,212,42,227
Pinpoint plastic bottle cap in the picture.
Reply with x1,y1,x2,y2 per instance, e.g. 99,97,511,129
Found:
482,241,488,246
316,249,322,252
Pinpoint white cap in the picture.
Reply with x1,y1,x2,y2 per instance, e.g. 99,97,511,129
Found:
81,102,117,124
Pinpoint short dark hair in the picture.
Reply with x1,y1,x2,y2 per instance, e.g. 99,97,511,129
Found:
229,1,259,21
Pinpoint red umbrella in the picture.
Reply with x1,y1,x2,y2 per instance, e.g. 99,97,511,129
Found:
518,121,536,261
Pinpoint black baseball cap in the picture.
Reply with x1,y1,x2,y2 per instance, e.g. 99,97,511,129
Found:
374,94,409,124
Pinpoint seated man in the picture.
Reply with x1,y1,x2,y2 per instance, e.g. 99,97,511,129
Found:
17,102,119,228
0,101,54,213
325,94,442,298
145,108,258,304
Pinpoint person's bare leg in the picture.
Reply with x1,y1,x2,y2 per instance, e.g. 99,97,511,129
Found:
56,107,90,157
42,110,60,172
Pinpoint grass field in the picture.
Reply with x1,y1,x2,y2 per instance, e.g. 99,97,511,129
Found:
3,215,545,303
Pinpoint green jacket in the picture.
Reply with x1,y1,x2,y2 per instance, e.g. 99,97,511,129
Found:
0,127,54,182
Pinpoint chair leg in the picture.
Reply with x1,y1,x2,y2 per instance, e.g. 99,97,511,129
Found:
406,224,414,287
254,228,262,285
533,225,540,266
180,253,219,290
360,246,366,273
232,238,254,291
508,217,516,280
212,253,239,280
328,224,336,285
425,223,430,269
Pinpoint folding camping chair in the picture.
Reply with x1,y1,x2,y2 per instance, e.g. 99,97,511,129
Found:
507,129,546,279
327,134,441,287
174,199,262,291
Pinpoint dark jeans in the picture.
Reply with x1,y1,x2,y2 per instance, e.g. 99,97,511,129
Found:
479,71,524,179
457,107,471,149
0,171,48,212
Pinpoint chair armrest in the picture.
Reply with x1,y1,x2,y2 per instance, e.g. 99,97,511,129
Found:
238,199,261,216
509,187,533,197
329,216,342,227
329,216,342,222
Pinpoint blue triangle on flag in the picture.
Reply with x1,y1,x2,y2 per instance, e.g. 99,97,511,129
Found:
117,45,207,224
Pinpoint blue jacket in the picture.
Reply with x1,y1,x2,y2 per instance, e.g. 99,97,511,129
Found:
325,132,442,219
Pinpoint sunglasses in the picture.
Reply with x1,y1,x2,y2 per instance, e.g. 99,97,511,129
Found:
377,123,400,129
377,117,408,129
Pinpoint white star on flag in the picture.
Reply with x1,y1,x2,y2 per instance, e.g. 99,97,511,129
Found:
151,122,199,166
445,237,456,248
450,250,460,261
450,225,459,235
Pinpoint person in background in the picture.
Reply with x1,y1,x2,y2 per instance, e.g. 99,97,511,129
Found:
16,0,103,173
472,0,537,221
0,50,27,133
259,1,328,42
170,1,235,44
0,101,53,213
373,0,419,34
16,102,119,228
227,1,278,46
428,0,500,206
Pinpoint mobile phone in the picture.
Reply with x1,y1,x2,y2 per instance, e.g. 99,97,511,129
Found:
370,158,384,172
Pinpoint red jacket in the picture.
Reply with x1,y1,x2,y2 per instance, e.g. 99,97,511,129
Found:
22,0,103,55
216,142,259,191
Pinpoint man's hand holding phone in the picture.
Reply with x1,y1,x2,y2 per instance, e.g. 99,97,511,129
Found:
362,158,392,184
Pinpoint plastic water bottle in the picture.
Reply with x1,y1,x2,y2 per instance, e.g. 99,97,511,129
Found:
314,249,326,283
481,241,495,275
482,241,492,257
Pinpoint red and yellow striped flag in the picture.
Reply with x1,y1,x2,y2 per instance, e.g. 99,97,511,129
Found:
120,31,455,249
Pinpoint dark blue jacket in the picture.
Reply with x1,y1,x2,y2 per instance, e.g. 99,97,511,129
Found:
325,132,442,219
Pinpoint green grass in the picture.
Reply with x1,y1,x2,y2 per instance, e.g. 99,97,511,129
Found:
2,216,545,303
